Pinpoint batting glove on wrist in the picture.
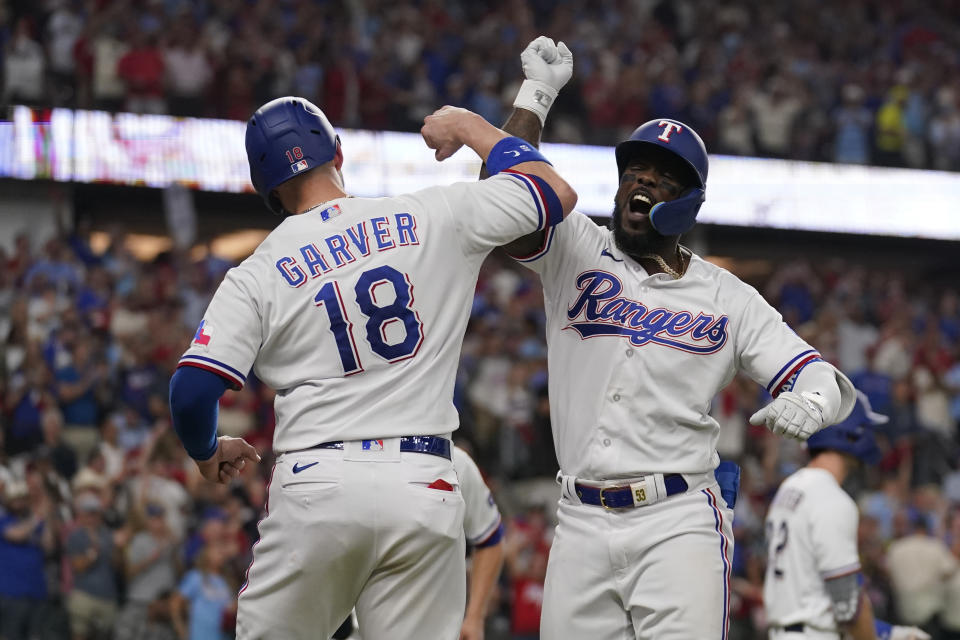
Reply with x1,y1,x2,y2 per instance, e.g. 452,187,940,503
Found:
887,627,931,640
514,36,573,125
748,391,826,440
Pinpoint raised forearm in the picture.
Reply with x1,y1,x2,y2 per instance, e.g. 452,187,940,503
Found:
2,516,42,543
480,109,544,179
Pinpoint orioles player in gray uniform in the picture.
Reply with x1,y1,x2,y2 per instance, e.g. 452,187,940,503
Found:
168,97,576,640
485,37,857,639
764,393,929,640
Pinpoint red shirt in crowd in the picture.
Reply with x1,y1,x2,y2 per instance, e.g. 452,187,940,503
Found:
117,46,165,98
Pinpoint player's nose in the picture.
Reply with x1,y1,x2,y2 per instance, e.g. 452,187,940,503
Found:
632,168,657,188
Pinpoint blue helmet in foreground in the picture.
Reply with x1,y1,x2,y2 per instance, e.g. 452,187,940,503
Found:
245,97,340,215
806,391,887,464
615,119,708,236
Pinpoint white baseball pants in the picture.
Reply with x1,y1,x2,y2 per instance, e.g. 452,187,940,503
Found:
540,478,734,639
236,445,466,640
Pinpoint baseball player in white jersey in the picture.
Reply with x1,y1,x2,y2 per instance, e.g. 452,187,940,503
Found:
333,444,504,640
455,444,507,640
764,393,929,640
482,37,858,639
168,97,576,640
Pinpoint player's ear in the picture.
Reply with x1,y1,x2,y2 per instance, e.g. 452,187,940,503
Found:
333,139,344,171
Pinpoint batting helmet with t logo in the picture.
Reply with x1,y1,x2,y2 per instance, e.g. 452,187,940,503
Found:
615,119,708,236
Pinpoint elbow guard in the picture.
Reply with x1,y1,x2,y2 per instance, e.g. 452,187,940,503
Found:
824,571,862,624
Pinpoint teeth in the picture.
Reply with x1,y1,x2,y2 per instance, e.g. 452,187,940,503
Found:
632,193,651,204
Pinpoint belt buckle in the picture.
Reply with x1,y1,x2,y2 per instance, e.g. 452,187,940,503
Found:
599,487,613,509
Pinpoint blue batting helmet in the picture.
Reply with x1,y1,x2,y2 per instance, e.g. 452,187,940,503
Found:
806,391,887,464
615,119,708,236
245,96,340,215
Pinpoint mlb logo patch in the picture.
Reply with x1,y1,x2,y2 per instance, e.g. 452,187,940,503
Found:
319,204,342,221
192,320,212,348
291,159,309,173
362,439,384,451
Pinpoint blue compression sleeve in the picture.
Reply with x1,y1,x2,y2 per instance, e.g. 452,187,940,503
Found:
169,366,230,461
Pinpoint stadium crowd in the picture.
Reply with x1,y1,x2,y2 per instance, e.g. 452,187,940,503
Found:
3,0,960,170
1,218,960,639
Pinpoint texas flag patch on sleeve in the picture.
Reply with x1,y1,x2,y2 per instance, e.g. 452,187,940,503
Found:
192,320,212,348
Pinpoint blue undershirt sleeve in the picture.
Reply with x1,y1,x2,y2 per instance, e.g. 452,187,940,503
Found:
169,366,231,461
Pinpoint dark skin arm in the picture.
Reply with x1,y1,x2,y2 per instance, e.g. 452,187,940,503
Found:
480,108,549,257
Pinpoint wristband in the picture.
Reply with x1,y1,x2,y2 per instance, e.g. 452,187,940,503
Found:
874,619,892,640
513,79,558,127
485,136,551,176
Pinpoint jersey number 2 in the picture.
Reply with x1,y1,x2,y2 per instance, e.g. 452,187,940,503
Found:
314,265,423,375
766,520,789,578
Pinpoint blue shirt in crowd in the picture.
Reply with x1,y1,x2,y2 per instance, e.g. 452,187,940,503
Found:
177,569,231,640
0,515,47,599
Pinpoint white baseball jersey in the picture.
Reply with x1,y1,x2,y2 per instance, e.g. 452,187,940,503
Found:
179,172,560,453
453,446,502,546
764,467,860,632
516,212,825,478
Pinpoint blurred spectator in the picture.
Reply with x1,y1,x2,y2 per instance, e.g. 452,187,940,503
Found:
115,503,179,634
874,86,908,168
751,77,803,158
45,0,84,106
40,407,79,481
129,444,190,542
928,88,960,172
716,87,755,157
3,17,45,105
116,28,166,114
66,492,122,640
886,508,958,631
113,591,178,640
832,84,872,165
55,338,108,460
504,506,551,640
163,27,213,118
5,356,56,456
171,544,235,640
90,21,128,112
0,479,57,640
943,508,960,639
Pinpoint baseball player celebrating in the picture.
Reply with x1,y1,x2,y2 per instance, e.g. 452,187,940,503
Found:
168,97,576,640
764,393,930,640
484,37,857,639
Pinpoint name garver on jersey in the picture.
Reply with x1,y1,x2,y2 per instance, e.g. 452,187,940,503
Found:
274,212,420,287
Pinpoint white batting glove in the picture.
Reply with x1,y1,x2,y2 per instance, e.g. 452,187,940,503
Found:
748,391,827,440
514,36,573,126
888,627,931,640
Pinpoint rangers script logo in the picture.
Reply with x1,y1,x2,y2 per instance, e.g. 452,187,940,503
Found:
564,271,729,354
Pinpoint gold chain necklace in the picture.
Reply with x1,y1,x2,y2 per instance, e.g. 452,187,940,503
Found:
639,247,687,280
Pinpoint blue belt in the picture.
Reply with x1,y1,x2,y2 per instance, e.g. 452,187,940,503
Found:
310,436,451,461
783,624,804,632
575,474,688,509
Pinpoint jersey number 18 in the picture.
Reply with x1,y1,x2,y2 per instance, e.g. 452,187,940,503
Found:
314,265,423,375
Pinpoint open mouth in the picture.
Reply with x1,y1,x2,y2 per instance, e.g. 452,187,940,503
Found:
628,191,654,215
